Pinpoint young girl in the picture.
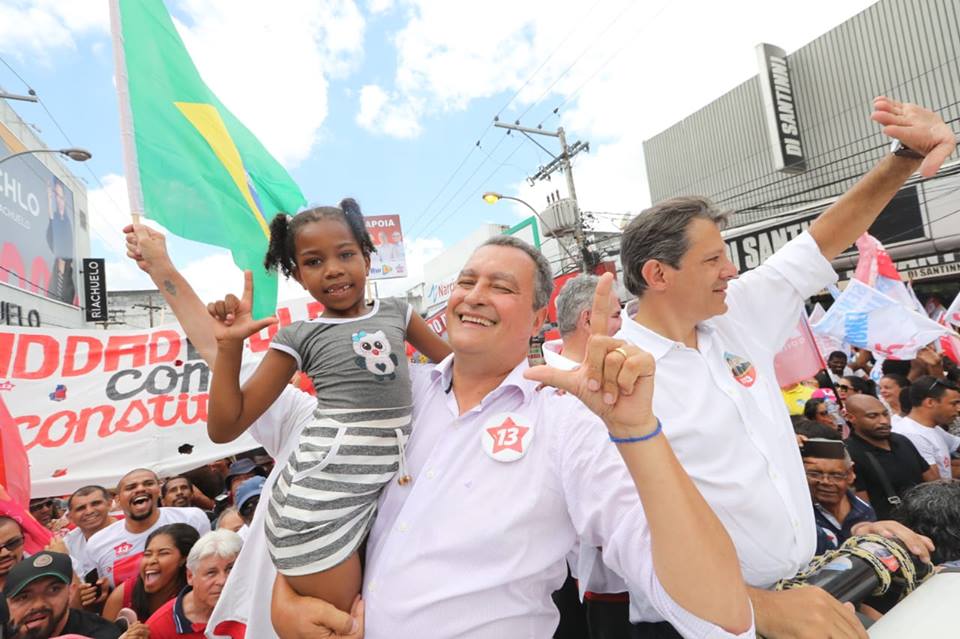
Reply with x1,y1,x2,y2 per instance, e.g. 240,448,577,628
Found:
206,198,450,612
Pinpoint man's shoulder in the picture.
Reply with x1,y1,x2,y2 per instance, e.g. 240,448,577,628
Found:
64,608,123,638
160,506,208,525
85,518,127,552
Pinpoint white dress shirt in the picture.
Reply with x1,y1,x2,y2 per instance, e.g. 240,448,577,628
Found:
616,232,837,598
363,357,753,638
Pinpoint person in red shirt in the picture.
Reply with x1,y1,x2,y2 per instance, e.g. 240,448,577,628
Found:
146,529,242,638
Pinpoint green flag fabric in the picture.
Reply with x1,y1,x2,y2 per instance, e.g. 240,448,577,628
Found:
111,0,305,318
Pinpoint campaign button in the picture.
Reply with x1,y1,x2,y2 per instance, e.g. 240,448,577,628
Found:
480,413,533,462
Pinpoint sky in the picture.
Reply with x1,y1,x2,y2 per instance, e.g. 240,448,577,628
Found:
0,0,879,304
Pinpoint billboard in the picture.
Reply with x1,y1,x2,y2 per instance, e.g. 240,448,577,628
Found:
756,43,806,174
365,214,407,280
0,124,79,305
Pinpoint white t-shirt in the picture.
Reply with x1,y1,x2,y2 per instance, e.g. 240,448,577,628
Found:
83,507,210,587
894,416,960,479
63,527,89,576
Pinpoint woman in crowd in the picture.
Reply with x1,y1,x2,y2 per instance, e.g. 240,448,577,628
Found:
103,523,199,622
878,373,910,417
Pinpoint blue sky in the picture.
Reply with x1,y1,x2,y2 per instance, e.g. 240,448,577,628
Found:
0,0,877,301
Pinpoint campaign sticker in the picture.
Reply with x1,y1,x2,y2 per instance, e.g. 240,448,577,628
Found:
724,352,757,388
481,413,533,462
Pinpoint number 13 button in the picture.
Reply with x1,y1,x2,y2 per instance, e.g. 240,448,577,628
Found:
481,413,534,462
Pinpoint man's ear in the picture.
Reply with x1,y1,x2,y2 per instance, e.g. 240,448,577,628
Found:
578,308,591,332
640,259,669,293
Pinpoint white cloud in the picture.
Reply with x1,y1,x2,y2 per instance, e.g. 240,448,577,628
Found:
0,0,108,62
356,84,422,138
172,0,366,166
366,0,395,15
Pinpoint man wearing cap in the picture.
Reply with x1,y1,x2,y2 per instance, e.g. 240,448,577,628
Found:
3,551,145,639
224,459,264,505
235,476,264,540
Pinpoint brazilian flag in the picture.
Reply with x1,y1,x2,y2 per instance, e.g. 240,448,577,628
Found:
110,0,305,318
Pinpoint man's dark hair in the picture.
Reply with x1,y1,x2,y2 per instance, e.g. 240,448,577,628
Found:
67,485,109,510
894,480,960,564
792,418,841,440
803,398,826,420
908,375,960,406
881,358,912,377
899,387,913,414
828,351,847,361
844,375,875,397
620,196,729,297
160,476,193,499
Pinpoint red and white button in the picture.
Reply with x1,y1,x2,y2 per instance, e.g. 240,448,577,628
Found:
480,412,533,462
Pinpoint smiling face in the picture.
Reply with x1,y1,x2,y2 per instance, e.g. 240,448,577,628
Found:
141,533,185,594
292,218,370,318
446,245,546,367
660,218,738,323
7,576,71,638
68,489,111,537
803,457,853,508
117,469,161,522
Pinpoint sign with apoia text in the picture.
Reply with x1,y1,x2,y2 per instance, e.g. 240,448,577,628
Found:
365,214,407,280
82,258,107,322
756,43,806,173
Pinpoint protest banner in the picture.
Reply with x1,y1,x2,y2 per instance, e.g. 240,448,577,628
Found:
1,297,322,497
811,280,948,360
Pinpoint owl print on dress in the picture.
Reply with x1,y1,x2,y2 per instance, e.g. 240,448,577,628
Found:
352,330,399,381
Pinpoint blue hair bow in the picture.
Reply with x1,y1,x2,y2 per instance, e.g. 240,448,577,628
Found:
352,331,367,342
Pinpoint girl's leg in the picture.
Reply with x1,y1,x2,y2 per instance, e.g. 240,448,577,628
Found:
282,550,362,612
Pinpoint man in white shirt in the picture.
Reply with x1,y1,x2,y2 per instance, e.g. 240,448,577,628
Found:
83,468,210,587
125,225,754,638
893,375,960,479
614,96,953,638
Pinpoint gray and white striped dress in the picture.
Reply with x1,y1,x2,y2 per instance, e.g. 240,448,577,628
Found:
265,298,414,575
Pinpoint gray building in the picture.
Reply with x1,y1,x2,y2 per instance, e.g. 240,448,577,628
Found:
643,0,960,299
105,289,173,329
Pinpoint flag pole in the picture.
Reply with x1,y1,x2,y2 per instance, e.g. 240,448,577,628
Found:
109,0,145,226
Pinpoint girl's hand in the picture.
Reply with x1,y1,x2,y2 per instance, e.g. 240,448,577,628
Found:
208,270,278,343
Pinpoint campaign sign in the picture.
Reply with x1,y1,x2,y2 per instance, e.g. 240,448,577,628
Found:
366,214,407,280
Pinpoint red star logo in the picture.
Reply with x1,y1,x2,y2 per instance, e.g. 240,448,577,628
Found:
114,542,133,557
486,417,530,454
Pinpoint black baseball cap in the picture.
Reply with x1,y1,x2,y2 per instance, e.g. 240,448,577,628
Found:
3,551,72,597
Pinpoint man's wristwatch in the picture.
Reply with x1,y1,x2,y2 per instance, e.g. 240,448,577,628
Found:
890,139,925,159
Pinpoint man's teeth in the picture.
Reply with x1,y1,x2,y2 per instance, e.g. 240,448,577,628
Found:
460,315,494,327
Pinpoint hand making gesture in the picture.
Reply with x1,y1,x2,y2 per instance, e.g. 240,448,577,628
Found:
872,96,957,177
525,273,657,438
207,270,278,343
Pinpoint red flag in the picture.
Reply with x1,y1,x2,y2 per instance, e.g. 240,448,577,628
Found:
0,391,30,508
774,312,826,388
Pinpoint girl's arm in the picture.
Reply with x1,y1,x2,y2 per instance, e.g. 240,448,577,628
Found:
102,582,123,621
205,271,296,443
406,313,452,363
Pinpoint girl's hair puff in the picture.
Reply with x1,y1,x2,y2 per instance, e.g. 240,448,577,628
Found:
263,198,376,278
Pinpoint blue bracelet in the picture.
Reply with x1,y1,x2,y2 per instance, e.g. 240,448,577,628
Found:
609,419,662,444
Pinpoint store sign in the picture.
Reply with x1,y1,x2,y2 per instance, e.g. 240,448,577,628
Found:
82,258,107,323
756,43,806,173
0,301,41,327
424,274,457,309
365,215,407,280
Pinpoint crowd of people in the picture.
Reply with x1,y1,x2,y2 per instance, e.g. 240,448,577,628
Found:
2,95,958,639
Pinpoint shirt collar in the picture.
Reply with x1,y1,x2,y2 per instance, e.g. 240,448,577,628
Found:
620,301,719,361
429,353,536,404
172,585,194,634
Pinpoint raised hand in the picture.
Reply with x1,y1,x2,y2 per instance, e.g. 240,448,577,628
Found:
524,273,657,437
123,222,171,274
872,96,957,177
208,270,278,343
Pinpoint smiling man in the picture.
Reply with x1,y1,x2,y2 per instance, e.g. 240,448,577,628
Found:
82,469,210,587
614,97,955,638
4,551,123,639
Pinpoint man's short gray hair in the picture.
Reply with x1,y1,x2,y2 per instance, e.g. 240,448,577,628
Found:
555,274,600,336
186,528,243,572
479,235,554,309
621,197,730,296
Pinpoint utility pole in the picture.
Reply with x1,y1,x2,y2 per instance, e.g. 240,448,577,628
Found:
493,120,590,272
133,295,164,328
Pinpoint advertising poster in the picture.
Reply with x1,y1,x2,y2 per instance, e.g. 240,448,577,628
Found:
0,123,79,305
365,214,407,280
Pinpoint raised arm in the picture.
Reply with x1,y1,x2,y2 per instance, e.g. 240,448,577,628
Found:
123,223,218,364
525,274,752,634
809,97,955,261
206,271,294,443
406,312,452,363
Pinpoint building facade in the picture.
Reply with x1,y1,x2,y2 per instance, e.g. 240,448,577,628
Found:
643,0,960,301
0,98,90,329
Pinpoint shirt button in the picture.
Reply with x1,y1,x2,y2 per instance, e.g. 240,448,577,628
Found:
368,580,378,593
398,522,409,533
426,470,436,479
768,469,778,480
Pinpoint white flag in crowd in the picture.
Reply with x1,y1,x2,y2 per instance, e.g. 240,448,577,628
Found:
808,302,844,358
811,280,949,360
853,232,917,310
943,290,960,327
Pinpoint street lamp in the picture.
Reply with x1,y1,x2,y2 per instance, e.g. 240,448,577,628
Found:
0,147,92,166
482,191,582,270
